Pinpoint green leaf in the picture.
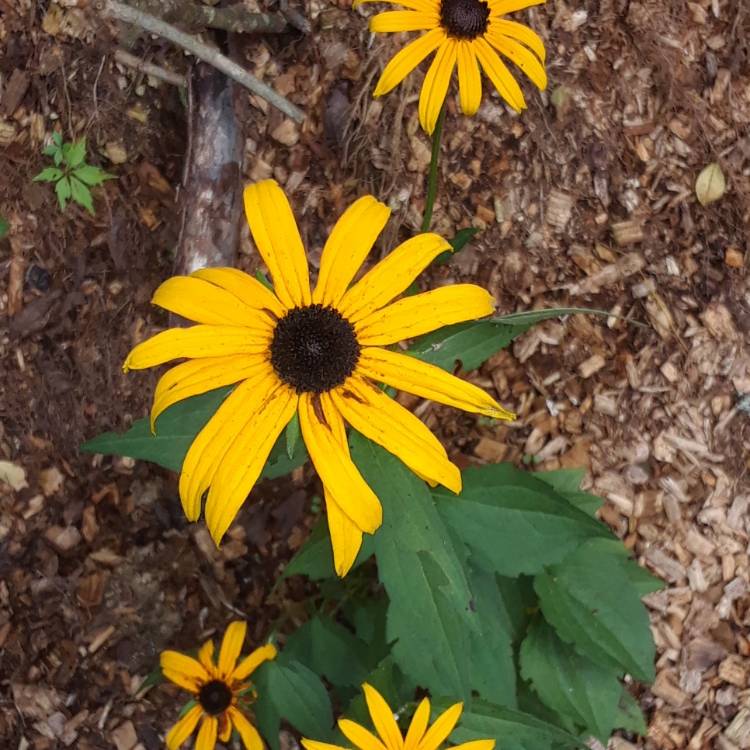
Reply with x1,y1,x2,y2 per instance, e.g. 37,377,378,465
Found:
614,688,647,735
284,615,370,689
55,177,72,210
449,700,583,750
52,131,63,147
285,412,300,460
520,619,621,741
579,538,664,596
534,539,656,682
73,164,114,186
532,468,603,517
81,386,308,479
467,567,517,706
33,167,64,183
409,320,529,372
0,216,8,239
434,226,480,265
70,176,95,214
494,307,647,330
283,517,375,580
434,464,609,577
252,658,334,744
63,138,87,168
351,433,475,699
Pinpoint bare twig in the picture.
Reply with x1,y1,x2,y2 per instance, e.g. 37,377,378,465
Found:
114,48,187,87
102,0,305,122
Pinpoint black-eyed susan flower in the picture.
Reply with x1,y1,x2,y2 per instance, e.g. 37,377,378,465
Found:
302,683,495,750
161,621,276,750
355,0,547,134
124,179,514,576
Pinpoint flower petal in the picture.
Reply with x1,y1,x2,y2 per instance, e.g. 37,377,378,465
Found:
191,267,285,318
339,719,389,750
488,0,546,15
243,180,311,308
232,643,278,682
473,37,525,111
195,715,218,750
418,38,457,135
123,325,270,371
205,384,298,545
298,392,382,533
373,28,446,97
417,703,463,750
486,31,547,90
160,651,209,691
404,698,431,750
325,489,365,577
179,366,279,522
338,233,451,322
489,18,546,62
370,10,438,31
151,356,266,432
332,377,461,493
218,621,247,676
355,285,495,345
151,276,276,327
363,683,403,750
457,42,482,116
166,704,203,750
198,639,216,675
229,707,264,750
357,348,515,420
218,715,233,743
450,741,495,750
313,196,391,307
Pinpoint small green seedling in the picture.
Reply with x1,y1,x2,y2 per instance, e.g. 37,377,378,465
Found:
33,133,114,215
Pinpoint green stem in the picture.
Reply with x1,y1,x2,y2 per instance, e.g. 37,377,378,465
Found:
420,99,447,233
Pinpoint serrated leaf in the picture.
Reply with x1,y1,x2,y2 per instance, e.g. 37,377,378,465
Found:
252,658,334,744
283,517,375,580
81,386,308,479
533,468,603,517
580,538,664,596
467,567,517,706
614,688,647,735
434,464,609,577
285,412,300,460
73,164,113,186
695,162,726,206
534,539,656,682
63,138,87,168
520,619,621,741
351,433,475,699
284,615,370,689
448,700,583,750
33,167,64,183
409,320,528,371
55,177,72,210
70,176,94,214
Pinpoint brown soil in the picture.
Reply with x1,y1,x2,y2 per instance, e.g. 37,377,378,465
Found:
1,1,749,749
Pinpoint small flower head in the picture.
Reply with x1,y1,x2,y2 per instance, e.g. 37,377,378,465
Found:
302,683,495,750
355,0,548,133
125,180,514,577
161,621,277,750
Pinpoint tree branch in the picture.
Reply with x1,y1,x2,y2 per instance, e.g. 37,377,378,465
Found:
103,0,305,122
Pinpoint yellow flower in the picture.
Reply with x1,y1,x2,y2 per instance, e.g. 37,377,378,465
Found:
124,179,514,576
161,621,276,750
302,683,495,750
356,0,547,133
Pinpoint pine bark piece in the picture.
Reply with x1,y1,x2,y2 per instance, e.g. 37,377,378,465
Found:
173,64,243,279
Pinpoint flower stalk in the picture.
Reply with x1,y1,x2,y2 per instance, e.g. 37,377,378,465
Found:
421,98,447,233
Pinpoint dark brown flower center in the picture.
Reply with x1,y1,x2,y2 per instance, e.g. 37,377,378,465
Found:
270,304,360,393
199,680,233,715
440,0,490,39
